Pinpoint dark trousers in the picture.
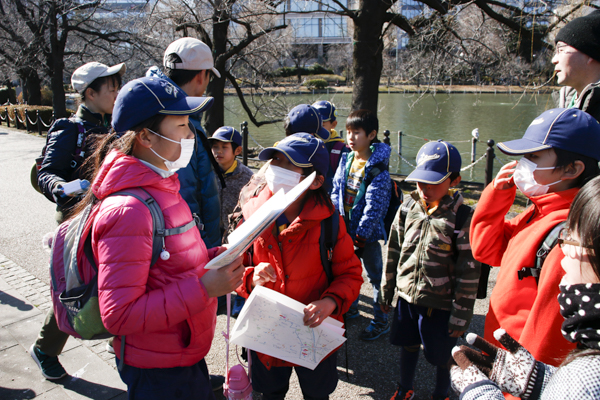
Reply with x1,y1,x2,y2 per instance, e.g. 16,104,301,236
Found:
35,307,70,357
250,350,338,400
116,357,215,400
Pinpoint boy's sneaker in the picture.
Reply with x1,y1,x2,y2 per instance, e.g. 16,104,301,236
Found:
345,308,359,319
390,384,414,400
29,344,67,380
359,320,390,341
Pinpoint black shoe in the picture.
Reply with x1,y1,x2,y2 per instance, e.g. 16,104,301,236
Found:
359,320,391,341
210,374,225,391
29,344,67,380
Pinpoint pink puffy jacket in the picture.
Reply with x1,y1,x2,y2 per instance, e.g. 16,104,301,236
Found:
87,150,217,369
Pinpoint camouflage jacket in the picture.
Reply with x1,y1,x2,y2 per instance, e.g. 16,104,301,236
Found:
380,190,481,331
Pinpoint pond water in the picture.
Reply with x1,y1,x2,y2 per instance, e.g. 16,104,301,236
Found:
223,92,555,183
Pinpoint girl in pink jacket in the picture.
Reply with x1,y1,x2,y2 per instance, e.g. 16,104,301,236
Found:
76,77,244,399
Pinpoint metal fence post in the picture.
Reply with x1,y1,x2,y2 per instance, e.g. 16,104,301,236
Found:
25,108,30,132
15,109,20,130
241,121,248,166
383,129,390,146
397,130,403,156
484,140,495,187
471,137,477,164
5,107,8,128
37,110,42,136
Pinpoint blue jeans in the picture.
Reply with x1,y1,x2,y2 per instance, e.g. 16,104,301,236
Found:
350,240,387,324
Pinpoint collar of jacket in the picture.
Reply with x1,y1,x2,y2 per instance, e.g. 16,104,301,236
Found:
77,105,111,128
410,189,462,214
526,187,579,217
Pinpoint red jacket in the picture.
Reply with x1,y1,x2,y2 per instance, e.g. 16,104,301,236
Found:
89,150,218,369
470,183,577,367
237,187,363,369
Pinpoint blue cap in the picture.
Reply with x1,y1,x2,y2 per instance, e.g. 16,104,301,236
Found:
406,140,462,184
312,100,337,122
112,77,214,133
259,132,329,175
287,104,331,141
209,126,242,147
498,108,600,160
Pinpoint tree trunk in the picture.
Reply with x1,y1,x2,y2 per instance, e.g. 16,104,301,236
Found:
350,1,388,113
18,68,42,105
204,6,230,135
48,3,67,118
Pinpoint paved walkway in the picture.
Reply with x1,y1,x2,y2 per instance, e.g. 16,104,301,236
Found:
0,253,127,400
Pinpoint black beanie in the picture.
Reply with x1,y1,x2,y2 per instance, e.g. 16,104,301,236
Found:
555,10,600,61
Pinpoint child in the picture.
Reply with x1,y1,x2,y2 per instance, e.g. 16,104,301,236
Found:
283,103,331,141
331,109,392,341
235,133,363,399
209,126,254,317
380,140,481,400
209,126,254,238
78,77,244,397
470,108,600,374
451,175,600,399
312,100,350,193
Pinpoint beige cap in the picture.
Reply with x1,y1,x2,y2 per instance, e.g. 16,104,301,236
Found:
71,62,126,93
163,37,221,78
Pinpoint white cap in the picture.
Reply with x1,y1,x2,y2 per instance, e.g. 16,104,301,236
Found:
163,37,221,78
71,62,126,94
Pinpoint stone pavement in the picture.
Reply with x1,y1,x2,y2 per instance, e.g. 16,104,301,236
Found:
0,253,127,400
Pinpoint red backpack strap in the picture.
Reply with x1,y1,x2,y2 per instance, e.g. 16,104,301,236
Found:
329,141,347,171
70,120,87,169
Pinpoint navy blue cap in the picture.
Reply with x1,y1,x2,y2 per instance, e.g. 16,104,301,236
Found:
406,140,462,184
112,77,214,133
497,108,600,161
312,100,337,122
209,126,242,147
259,132,329,175
287,104,331,141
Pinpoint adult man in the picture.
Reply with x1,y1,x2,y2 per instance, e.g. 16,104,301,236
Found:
146,37,224,249
552,10,600,120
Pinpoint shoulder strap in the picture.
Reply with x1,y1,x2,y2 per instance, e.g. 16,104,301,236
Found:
320,210,340,284
70,119,87,169
400,196,415,227
329,141,347,171
518,221,566,282
364,162,388,186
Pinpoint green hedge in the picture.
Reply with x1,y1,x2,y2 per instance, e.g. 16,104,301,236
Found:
272,64,334,78
304,79,328,90
0,105,61,132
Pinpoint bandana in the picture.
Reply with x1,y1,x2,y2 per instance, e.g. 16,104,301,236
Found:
558,283,600,350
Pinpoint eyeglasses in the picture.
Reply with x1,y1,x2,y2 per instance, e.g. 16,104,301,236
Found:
558,228,591,249
554,44,578,57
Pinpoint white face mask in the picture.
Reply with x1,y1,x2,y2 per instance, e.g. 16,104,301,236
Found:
265,164,302,194
148,128,195,172
513,157,562,197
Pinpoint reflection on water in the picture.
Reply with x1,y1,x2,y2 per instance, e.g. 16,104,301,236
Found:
223,92,554,182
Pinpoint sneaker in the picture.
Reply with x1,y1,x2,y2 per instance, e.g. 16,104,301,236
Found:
231,296,246,318
210,374,225,391
390,384,414,400
345,308,359,319
359,320,390,341
106,340,115,355
29,344,67,380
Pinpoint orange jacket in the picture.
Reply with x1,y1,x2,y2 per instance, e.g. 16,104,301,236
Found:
470,183,577,367
237,187,363,370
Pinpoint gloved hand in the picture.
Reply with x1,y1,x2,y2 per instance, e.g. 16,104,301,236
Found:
51,184,69,207
353,236,366,259
451,328,539,398
450,347,491,394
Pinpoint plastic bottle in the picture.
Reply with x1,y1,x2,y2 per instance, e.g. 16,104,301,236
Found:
225,364,252,400
62,179,90,196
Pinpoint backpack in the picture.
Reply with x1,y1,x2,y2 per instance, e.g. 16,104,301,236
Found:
32,118,88,194
326,141,349,173
517,221,566,283
363,162,402,238
49,188,198,363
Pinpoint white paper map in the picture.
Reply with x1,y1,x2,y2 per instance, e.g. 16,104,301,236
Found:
230,286,346,370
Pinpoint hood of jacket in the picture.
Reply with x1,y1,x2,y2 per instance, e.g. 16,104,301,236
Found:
364,142,391,170
92,149,181,200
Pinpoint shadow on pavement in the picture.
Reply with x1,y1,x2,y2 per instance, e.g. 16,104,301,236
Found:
0,290,34,311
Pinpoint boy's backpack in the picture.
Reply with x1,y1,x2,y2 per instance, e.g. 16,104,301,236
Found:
363,161,402,237
50,188,197,359
517,221,566,283
319,210,340,284
326,141,349,173
32,118,89,194
400,196,471,263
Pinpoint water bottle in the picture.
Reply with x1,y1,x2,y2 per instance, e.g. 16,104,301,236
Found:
224,364,252,400
62,179,90,196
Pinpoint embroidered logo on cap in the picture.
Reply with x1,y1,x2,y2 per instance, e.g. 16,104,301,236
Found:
417,153,441,165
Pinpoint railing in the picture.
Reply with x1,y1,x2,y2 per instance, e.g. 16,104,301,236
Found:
0,107,55,135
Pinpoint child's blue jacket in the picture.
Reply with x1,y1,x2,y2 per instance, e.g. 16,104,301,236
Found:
331,142,391,243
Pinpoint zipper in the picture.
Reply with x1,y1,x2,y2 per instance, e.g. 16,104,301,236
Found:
412,215,430,302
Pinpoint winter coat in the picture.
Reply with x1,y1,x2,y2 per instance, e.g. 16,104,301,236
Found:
553,81,600,122
380,190,480,332
470,183,578,366
146,66,222,248
38,105,110,214
90,149,217,369
236,186,363,370
219,161,254,237
331,142,392,243
460,355,600,400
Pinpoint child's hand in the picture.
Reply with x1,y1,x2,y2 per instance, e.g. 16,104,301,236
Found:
200,255,244,298
493,160,518,190
303,297,337,328
252,262,276,288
